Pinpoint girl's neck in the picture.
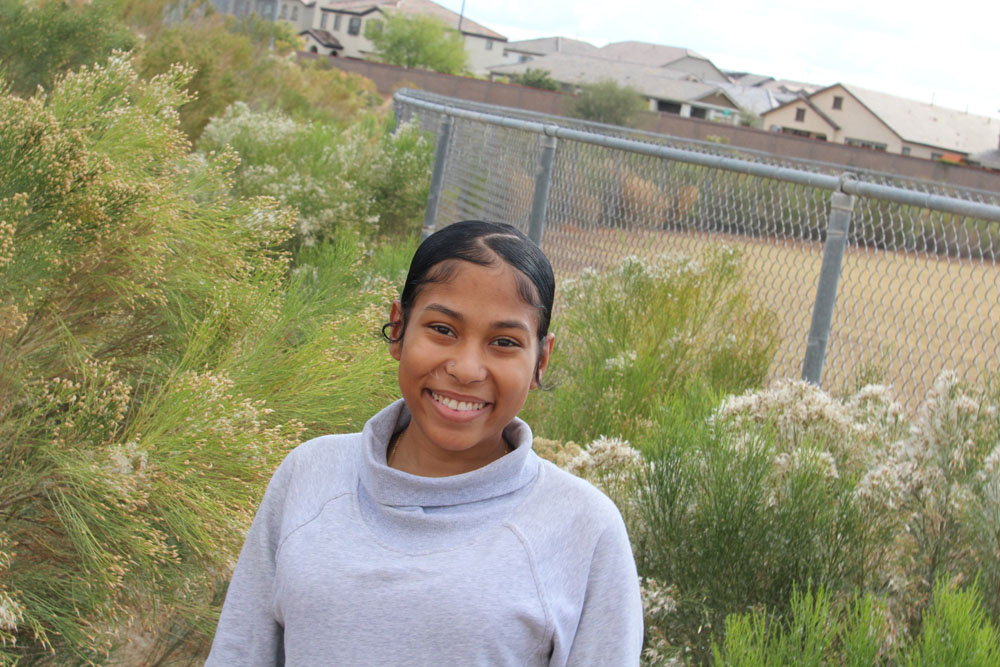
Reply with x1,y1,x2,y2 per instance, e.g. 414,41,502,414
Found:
387,427,511,477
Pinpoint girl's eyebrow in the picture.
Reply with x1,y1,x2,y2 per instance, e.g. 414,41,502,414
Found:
424,303,530,332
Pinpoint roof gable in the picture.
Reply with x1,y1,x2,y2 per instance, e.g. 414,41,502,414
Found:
597,41,705,66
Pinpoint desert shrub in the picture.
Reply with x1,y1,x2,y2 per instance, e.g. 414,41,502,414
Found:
0,53,400,663
138,13,378,139
569,78,646,127
0,0,135,96
199,103,433,245
364,12,468,74
522,247,779,445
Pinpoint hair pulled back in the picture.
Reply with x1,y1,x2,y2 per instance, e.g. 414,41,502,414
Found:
382,220,555,344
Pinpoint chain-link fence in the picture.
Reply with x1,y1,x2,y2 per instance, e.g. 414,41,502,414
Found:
394,88,1000,405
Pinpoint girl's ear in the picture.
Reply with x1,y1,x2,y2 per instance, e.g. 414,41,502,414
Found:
388,300,404,361
531,333,555,389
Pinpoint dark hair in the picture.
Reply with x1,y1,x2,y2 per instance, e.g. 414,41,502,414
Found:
382,220,555,378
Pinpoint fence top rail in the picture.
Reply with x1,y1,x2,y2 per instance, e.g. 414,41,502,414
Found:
395,89,1000,223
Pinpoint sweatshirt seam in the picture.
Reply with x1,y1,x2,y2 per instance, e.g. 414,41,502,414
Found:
503,520,554,661
273,491,352,562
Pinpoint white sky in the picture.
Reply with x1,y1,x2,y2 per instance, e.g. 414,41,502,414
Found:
436,0,1000,119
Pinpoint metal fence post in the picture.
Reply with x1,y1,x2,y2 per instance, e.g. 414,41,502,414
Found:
527,128,558,246
421,114,454,240
802,179,856,386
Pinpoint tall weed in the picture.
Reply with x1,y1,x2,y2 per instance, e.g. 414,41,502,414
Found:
199,103,433,245
522,247,779,445
0,54,401,663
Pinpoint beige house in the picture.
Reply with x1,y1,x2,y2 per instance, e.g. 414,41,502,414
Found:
762,83,1000,160
212,0,505,74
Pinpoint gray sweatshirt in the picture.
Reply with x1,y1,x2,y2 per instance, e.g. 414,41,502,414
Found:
206,400,643,666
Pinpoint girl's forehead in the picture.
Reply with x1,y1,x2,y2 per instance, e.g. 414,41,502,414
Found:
414,261,539,317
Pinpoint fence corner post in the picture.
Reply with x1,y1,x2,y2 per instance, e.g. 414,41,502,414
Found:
422,114,454,241
802,175,856,386
527,127,559,247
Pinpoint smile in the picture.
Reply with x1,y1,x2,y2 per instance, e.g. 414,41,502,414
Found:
430,391,487,412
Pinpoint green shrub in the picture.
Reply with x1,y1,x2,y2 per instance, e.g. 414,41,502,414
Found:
569,78,647,126
0,53,401,663
364,12,468,74
138,14,378,139
522,247,779,445
199,103,433,245
0,0,135,96
903,578,1000,666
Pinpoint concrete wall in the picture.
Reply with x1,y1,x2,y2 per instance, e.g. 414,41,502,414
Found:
311,55,1000,192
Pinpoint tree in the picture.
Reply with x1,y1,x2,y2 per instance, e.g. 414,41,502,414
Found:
511,68,559,91
0,0,135,96
569,79,647,127
364,13,467,74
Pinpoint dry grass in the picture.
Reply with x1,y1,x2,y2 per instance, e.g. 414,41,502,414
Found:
542,223,1000,407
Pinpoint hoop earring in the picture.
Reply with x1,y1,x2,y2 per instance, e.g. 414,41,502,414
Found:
382,321,403,344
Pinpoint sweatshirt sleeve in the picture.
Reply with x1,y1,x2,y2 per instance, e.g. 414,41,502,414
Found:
205,457,295,667
564,516,644,666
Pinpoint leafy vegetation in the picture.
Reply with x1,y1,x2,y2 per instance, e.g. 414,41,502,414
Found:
569,78,647,126
365,12,468,74
0,53,406,664
510,68,560,91
0,0,135,96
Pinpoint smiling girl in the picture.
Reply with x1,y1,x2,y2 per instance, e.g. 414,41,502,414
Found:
207,221,643,666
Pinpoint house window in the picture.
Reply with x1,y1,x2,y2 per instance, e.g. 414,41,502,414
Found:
901,147,911,156
795,108,806,122
832,96,843,110
367,19,383,34
348,16,361,35
931,152,943,160
657,100,681,114
690,106,707,119
518,55,529,63
845,137,888,151
279,3,286,18
320,12,327,28
334,14,342,30
291,5,297,20
485,40,493,50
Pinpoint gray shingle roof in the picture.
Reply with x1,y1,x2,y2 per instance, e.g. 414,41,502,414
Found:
503,36,598,57
596,41,706,66
490,53,738,107
840,84,1000,154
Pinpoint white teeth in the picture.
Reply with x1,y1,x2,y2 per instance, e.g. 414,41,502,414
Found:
431,391,485,411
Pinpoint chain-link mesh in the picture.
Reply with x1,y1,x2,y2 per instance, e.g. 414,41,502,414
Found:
395,91,1000,405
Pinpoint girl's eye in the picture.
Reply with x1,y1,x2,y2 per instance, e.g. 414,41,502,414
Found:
429,324,454,337
492,337,522,348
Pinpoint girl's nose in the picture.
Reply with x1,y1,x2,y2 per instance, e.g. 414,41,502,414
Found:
446,347,486,383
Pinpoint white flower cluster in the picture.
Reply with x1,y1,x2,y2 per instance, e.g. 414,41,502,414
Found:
604,350,638,371
565,435,643,479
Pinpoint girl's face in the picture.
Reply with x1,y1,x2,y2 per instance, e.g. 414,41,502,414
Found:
389,260,554,461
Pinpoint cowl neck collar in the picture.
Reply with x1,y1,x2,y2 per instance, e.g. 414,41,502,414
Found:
358,400,537,508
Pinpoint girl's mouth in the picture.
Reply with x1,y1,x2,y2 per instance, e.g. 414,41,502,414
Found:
429,390,488,412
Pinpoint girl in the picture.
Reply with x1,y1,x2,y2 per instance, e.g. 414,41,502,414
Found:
207,221,643,666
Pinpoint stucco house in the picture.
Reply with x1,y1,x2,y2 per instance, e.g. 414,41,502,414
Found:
762,83,1000,160
490,53,741,123
211,0,505,74
494,36,599,68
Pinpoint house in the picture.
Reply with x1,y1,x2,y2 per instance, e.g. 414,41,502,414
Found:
210,0,506,74
300,28,343,55
762,83,1000,160
490,53,741,123
594,41,729,83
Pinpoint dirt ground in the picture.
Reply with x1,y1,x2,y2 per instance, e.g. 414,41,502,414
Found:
541,223,1000,408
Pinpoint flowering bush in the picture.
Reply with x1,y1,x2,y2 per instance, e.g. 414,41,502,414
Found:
545,371,1000,663
523,248,780,445
199,103,432,245
0,54,400,663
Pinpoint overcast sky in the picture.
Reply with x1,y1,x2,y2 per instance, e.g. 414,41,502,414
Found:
436,0,999,119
